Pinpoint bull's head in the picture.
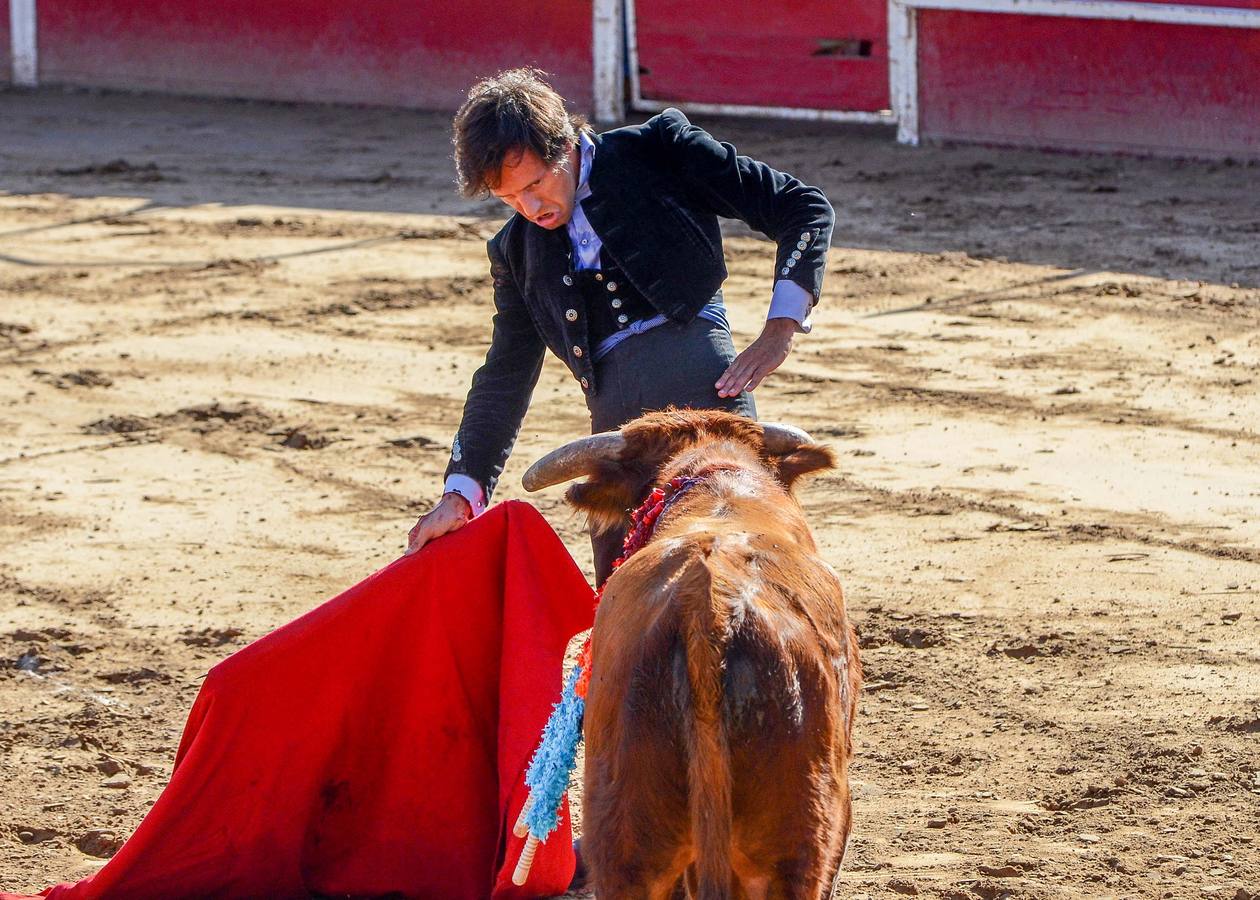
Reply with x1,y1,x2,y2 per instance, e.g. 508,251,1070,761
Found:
523,409,834,534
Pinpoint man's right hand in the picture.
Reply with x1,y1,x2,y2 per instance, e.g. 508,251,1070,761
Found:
405,492,473,556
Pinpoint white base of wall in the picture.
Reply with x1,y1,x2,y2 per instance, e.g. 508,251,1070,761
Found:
633,97,892,125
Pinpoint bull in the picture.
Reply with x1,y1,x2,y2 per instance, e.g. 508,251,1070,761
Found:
523,409,861,900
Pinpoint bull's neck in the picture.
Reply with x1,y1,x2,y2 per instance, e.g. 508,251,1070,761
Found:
651,465,760,525
616,468,734,564
646,459,805,547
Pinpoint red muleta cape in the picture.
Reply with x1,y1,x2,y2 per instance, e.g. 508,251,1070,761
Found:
3,501,592,900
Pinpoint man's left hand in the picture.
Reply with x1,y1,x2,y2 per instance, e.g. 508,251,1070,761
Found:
716,317,796,398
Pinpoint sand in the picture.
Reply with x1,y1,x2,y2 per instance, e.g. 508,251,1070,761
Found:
1,88,1258,898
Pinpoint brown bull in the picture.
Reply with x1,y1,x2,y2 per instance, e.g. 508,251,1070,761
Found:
524,410,861,900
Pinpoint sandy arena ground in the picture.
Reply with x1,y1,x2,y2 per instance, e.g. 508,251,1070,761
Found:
1,88,1258,898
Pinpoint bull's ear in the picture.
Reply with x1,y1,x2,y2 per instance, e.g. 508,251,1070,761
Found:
565,463,650,535
773,443,835,491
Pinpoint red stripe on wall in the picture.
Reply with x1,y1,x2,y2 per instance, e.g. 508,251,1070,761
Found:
636,0,890,112
37,0,593,110
917,11,1260,157
1,0,12,85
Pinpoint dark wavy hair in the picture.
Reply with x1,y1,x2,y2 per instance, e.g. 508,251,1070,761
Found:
452,68,588,198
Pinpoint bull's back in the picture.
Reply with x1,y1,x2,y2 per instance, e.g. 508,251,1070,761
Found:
705,533,858,888
586,531,854,806
710,541,852,782
589,528,851,740
581,541,703,885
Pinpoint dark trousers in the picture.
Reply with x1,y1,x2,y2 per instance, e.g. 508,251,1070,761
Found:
585,316,756,584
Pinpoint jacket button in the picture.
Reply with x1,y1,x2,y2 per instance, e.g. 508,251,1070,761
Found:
610,298,622,309
796,241,807,251
606,281,617,292
562,274,574,286
800,231,811,241
580,377,589,389
781,267,790,275
573,345,583,357
791,250,802,260
787,258,797,268
617,314,629,325
595,273,604,282
565,308,578,321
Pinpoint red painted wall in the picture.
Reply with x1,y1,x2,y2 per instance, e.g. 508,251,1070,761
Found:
636,0,889,112
36,0,593,111
1,0,12,85
917,7,1260,158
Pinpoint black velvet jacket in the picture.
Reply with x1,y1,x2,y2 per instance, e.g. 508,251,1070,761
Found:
444,108,835,498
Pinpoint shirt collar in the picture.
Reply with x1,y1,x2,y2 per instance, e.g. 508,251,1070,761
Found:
574,130,595,203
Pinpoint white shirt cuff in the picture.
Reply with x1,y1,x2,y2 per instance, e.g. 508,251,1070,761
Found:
768,279,813,334
443,474,487,517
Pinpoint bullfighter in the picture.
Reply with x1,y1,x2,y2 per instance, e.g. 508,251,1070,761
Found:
405,68,835,581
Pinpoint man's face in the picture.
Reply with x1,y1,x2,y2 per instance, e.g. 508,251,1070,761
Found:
491,145,578,230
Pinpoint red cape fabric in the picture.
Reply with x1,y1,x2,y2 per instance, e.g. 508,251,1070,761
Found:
3,501,593,900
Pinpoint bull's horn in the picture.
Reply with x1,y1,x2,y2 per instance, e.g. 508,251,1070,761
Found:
522,432,628,492
761,422,814,454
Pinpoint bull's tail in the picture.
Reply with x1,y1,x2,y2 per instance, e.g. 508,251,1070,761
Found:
679,557,732,900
